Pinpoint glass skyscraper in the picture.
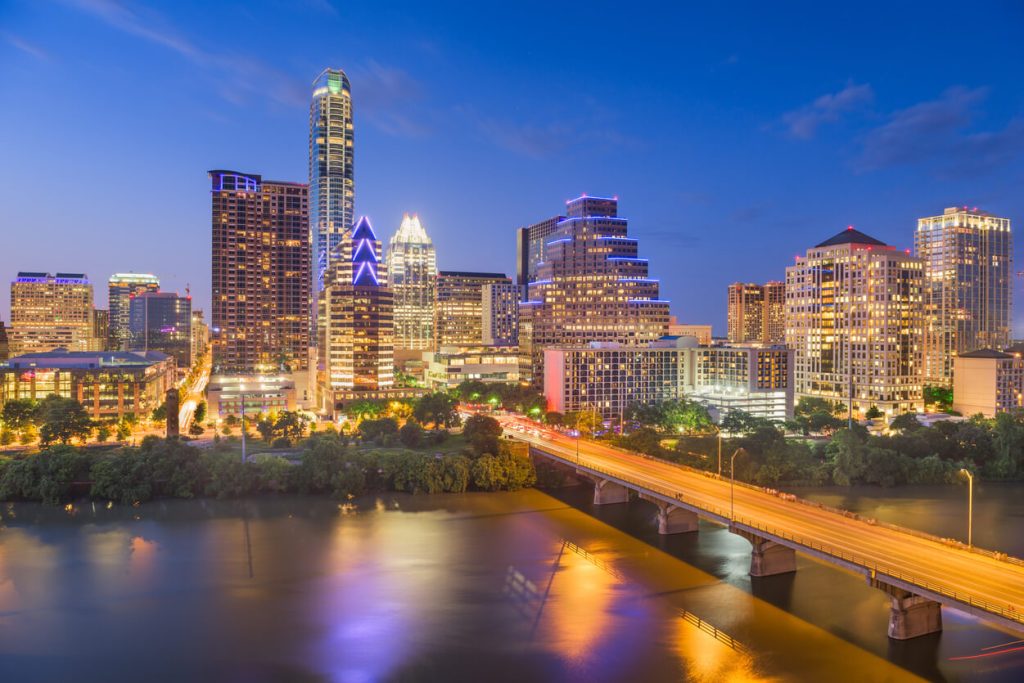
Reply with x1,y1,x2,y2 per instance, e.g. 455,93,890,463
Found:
309,68,355,294
386,213,437,353
916,207,1012,385
108,273,160,350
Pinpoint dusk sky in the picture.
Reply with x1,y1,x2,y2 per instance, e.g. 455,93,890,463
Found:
2,1,1023,333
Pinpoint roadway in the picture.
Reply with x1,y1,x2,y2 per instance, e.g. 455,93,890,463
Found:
498,414,1024,634
178,355,211,432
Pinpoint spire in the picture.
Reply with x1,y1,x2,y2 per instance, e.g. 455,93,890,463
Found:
391,213,432,245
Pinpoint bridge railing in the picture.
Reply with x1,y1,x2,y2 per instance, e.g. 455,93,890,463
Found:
533,445,1024,627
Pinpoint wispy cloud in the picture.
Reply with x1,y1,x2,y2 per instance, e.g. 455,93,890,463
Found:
856,86,1024,176
1,32,51,61
347,60,431,137
781,82,874,139
61,0,306,107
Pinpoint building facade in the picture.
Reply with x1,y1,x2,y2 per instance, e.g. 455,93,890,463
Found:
916,207,1012,386
319,217,397,412
519,196,670,385
8,272,101,355
951,346,1024,418
209,170,311,374
727,283,764,343
516,215,565,301
0,350,175,421
434,271,511,348
386,213,437,354
0,322,8,361
310,68,355,293
128,291,192,368
190,310,209,362
107,273,160,350
762,281,786,344
667,320,713,345
688,344,794,423
786,228,924,416
424,345,521,389
482,282,520,346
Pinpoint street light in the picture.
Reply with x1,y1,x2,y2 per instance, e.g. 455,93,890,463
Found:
959,468,974,547
730,448,745,522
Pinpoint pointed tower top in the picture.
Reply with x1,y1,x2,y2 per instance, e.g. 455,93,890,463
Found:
391,213,432,245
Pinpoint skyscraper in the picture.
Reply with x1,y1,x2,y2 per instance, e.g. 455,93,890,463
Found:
482,282,520,346
516,214,565,301
763,281,786,344
916,207,1012,385
386,213,437,355
518,195,670,384
8,272,101,355
319,217,394,412
310,68,355,293
727,283,764,343
209,170,311,374
435,272,512,348
785,227,924,416
108,273,160,350
0,321,9,361
129,291,192,368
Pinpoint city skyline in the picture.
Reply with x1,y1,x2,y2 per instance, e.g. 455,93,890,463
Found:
1,1,1023,335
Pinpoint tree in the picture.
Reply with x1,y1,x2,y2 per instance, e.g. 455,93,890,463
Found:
566,409,602,436
544,411,564,427
193,401,208,424
463,414,503,456
795,396,839,417
151,401,168,424
413,392,459,430
96,424,111,443
924,385,953,412
1,398,39,434
865,405,883,419
274,411,308,441
359,417,399,442
188,422,205,436
37,396,94,445
116,419,132,441
889,412,923,434
399,421,424,448
256,414,277,442
720,409,772,435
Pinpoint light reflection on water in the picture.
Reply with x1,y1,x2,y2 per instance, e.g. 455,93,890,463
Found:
0,487,1020,681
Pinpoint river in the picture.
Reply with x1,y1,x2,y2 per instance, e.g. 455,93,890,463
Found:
0,483,1021,682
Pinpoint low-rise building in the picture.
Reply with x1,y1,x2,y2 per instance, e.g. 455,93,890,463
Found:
952,347,1024,418
207,375,297,419
667,320,712,345
424,345,520,389
0,349,175,420
687,344,794,423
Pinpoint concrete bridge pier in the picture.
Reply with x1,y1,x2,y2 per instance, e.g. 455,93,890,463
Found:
639,495,699,534
590,478,630,505
734,528,797,577
870,577,943,640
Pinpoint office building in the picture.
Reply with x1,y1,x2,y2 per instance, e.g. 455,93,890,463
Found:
108,273,160,350
762,281,786,344
951,345,1024,418
519,195,670,384
320,217,414,413
917,207,1012,385
482,282,520,346
668,320,713,345
435,271,512,348
786,227,924,416
209,170,311,374
206,374,297,419
386,213,437,354
8,272,101,355
516,215,565,301
191,310,209,361
310,68,355,292
0,349,175,421
92,309,109,350
129,291,192,368
0,322,8,361
727,283,764,343
424,345,521,389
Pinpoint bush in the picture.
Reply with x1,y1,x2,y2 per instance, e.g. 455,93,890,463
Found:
359,418,399,442
399,421,424,448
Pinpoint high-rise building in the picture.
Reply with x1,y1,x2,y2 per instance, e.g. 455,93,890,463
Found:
92,309,109,351
108,273,160,350
762,281,786,344
435,271,512,348
190,310,209,362
319,217,395,411
8,272,101,355
482,282,520,346
518,195,670,384
727,283,764,343
129,291,192,368
785,227,924,416
386,213,437,354
916,207,1012,385
209,170,311,374
310,68,355,293
516,216,565,301
0,321,9,361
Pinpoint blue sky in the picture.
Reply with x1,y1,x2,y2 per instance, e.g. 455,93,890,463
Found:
2,0,1023,334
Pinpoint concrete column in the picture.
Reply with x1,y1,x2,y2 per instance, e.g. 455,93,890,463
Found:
748,538,797,577
870,578,943,640
658,505,699,534
592,479,630,505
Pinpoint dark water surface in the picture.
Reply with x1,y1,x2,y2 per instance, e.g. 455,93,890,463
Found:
0,484,1021,682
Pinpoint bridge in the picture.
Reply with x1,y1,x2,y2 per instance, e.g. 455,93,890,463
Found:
499,416,1024,640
